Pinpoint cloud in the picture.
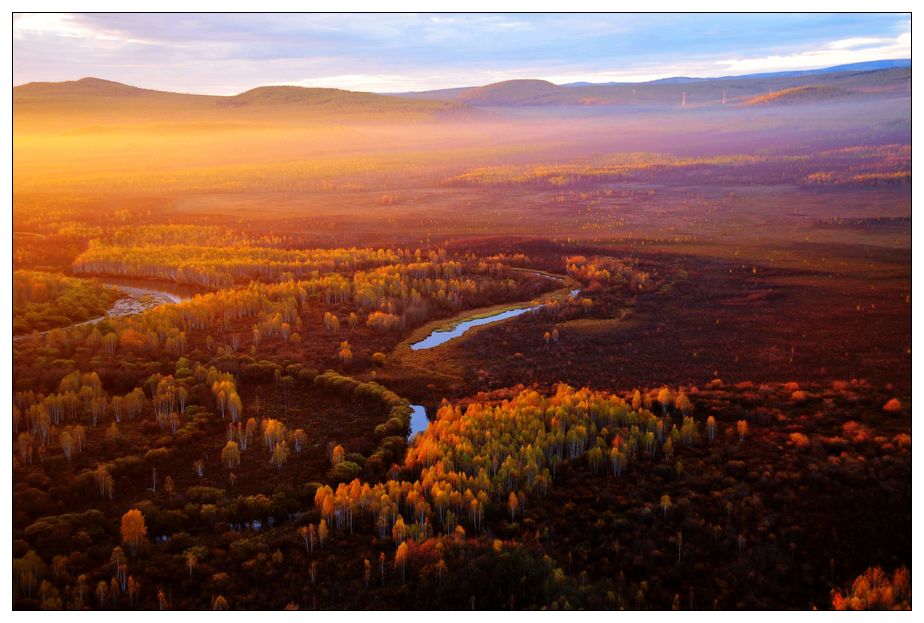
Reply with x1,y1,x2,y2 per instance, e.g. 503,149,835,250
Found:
717,30,910,74
13,13,148,43
12,13,911,94
827,36,892,50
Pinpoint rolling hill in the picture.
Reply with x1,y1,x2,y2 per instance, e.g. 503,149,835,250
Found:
396,62,910,108
453,79,564,106
13,78,476,133
564,59,911,86
14,59,910,133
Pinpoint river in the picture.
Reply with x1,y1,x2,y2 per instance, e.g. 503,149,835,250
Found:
410,287,581,351
96,277,201,304
14,278,196,339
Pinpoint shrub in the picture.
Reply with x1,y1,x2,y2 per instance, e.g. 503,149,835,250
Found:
327,461,362,483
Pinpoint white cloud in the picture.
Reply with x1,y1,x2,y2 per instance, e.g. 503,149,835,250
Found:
287,74,448,92
11,14,911,93
827,36,890,50
13,13,150,44
717,30,910,74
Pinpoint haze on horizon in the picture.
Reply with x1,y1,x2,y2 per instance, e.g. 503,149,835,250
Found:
13,12,910,94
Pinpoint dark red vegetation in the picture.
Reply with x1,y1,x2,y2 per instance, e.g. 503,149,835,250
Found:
438,243,910,398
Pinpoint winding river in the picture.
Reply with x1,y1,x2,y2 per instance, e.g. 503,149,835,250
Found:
22,270,574,439
97,277,200,304
404,272,581,436
410,287,581,351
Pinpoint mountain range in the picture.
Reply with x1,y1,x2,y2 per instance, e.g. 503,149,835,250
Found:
394,60,909,106
13,59,911,133
560,59,910,86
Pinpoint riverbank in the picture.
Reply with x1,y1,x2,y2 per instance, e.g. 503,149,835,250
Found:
13,279,194,340
399,272,580,353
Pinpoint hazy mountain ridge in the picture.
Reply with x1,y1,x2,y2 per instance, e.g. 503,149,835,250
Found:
12,59,910,134
13,79,478,133
563,59,911,86
396,62,910,106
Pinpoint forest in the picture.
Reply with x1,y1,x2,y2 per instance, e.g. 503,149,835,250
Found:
13,272,122,335
10,24,912,611
11,219,911,609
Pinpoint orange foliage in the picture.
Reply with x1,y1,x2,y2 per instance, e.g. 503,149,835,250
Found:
831,566,911,610
882,398,902,412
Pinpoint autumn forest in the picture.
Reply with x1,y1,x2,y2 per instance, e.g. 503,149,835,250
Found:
10,12,913,613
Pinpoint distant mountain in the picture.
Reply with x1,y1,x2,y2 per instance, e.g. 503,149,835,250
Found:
396,61,909,108
729,58,910,80
561,59,911,87
12,76,158,97
13,78,476,133
453,80,564,106
645,77,704,84
12,57,911,132
219,85,468,115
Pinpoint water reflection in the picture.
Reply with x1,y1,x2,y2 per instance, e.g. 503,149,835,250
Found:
409,404,429,438
410,306,538,350
410,288,581,351
99,277,199,302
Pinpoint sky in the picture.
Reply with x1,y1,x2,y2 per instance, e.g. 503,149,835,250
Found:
12,13,911,94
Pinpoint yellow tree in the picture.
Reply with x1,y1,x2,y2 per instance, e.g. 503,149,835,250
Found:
379,552,386,585
59,430,74,462
271,441,289,469
95,464,113,500
184,546,206,577
657,387,673,414
660,494,672,519
120,509,147,555
674,389,692,415
221,440,241,470
292,429,308,453
395,542,409,583
127,576,140,607
95,581,107,606
631,389,642,410
392,516,406,545
338,341,353,367
508,491,519,521
832,566,911,610
228,392,243,423
14,550,45,599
